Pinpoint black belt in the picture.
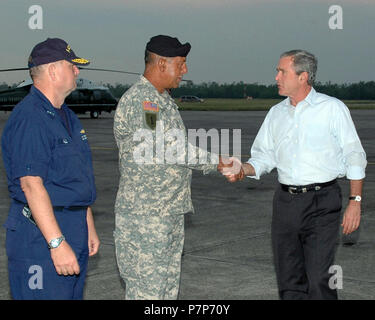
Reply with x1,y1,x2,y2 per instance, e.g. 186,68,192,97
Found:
280,179,337,194
53,206,87,211
19,203,87,225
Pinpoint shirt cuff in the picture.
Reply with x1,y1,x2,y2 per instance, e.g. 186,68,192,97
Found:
346,166,366,180
12,162,49,181
246,159,261,180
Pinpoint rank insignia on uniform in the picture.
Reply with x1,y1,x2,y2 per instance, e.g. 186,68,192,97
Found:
46,110,55,117
143,101,159,112
80,129,87,140
145,112,157,130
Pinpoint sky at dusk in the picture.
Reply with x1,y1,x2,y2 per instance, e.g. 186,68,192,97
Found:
0,0,374,86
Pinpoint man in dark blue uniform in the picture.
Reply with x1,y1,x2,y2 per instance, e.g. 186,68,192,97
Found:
1,38,100,299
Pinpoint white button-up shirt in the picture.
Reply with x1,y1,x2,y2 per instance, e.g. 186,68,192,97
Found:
247,87,367,185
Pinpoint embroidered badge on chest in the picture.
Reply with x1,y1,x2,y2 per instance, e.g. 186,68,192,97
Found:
80,129,88,141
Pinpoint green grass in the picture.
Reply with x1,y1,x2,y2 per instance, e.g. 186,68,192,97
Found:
175,98,375,111
343,100,375,109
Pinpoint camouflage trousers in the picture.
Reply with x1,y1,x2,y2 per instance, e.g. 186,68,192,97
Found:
114,213,185,300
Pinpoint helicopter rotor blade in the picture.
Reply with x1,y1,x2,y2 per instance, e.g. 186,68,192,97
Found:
78,67,140,76
0,67,192,82
78,67,191,82
0,68,29,72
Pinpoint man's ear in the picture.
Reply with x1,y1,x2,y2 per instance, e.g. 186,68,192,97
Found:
157,57,167,72
47,63,57,81
299,71,308,84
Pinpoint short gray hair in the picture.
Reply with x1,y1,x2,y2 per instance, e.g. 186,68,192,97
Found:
144,50,173,65
29,60,64,81
281,50,317,85
29,64,47,81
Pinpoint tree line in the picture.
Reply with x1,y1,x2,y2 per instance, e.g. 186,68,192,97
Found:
105,81,375,100
1,81,374,100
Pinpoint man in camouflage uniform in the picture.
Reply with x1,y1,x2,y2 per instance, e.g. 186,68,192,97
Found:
113,35,240,299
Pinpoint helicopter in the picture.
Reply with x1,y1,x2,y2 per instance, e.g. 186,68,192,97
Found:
0,67,140,118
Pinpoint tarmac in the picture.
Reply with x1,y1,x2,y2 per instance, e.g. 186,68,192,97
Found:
0,108,374,300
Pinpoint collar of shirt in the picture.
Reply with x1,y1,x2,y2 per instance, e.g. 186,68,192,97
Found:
30,85,68,118
283,87,318,109
29,85,74,139
139,75,177,110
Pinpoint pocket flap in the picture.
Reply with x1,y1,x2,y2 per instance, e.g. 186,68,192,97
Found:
3,216,21,231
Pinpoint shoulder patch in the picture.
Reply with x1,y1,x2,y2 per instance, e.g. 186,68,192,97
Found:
143,101,159,112
145,112,157,130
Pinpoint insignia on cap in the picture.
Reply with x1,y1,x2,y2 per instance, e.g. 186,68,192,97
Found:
72,58,89,64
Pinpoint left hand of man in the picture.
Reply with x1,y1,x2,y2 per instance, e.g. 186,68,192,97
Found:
86,207,100,256
88,229,100,256
341,203,361,235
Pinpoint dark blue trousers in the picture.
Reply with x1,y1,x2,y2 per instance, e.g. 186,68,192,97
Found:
4,205,88,300
272,182,342,300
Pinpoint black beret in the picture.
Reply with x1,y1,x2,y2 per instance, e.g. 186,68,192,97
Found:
146,35,191,57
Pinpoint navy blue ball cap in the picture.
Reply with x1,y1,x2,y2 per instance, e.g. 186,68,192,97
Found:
28,37,90,68
146,35,191,57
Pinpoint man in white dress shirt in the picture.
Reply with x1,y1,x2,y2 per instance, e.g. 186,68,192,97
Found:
225,50,366,299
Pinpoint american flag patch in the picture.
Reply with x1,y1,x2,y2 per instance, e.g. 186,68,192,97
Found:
143,101,159,112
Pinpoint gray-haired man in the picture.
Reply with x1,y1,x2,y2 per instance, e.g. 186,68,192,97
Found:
224,50,367,299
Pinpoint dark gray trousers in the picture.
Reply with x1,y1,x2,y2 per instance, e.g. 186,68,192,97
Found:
271,182,342,300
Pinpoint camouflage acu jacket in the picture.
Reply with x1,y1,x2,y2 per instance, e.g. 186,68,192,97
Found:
114,76,217,216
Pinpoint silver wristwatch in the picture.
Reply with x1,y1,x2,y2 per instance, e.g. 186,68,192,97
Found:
349,195,362,202
48,235,65,249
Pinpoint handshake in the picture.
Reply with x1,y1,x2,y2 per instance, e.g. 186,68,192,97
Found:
217,156,245,182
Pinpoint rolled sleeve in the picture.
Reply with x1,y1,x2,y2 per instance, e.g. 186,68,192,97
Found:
8,117,51,181
346,165,366,180
12,162,49,181
246,159,262,180
333,102,367,180
246,109,276,180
